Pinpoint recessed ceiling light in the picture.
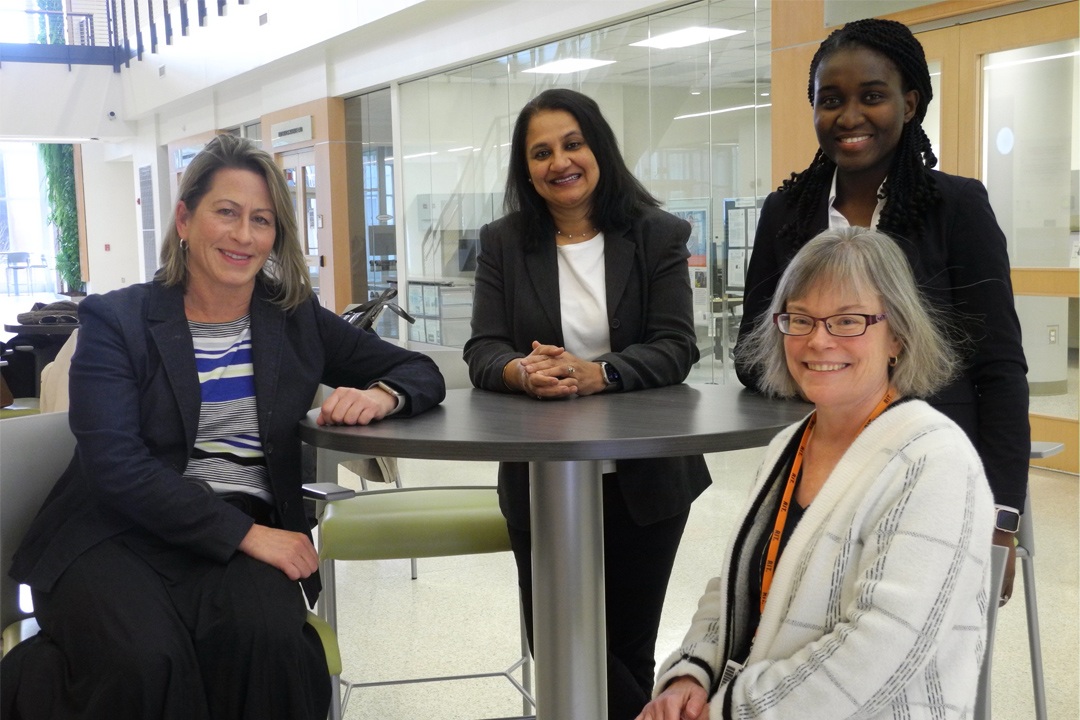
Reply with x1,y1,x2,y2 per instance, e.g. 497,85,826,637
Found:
448,146,474,152
690,90,702,96
760,92,769,97
402,151,437,160
675,103,771,120
631,26,743,50
522,58,615,75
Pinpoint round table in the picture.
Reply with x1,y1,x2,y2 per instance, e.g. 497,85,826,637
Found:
300,384,811,720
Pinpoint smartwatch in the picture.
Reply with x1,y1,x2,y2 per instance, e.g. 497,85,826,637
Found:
994,505,1021,534
598,361,621,390
372,381,406,415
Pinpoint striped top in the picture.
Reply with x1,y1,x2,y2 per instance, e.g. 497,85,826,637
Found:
184,316,271,503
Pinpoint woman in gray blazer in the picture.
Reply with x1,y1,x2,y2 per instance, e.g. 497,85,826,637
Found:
3,135,445,720
464,88,711,720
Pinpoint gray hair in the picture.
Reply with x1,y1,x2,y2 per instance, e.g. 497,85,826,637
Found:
158,134,311,311
737,226,957,398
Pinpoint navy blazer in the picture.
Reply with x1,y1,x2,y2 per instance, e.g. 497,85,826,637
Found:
464,207,712,528
736,170,1029,510
11,279,446,603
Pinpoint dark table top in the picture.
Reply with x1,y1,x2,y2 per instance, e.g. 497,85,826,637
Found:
4,323,79,336
299,384,812,463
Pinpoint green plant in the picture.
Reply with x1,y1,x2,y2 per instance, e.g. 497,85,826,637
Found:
36,0,63,45
39,143,84,293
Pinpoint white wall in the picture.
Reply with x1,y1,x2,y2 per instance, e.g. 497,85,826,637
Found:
80,143,141,293
0,63,135,141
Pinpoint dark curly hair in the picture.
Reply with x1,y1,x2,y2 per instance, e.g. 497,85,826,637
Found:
505,88,659,250
778,18,941,249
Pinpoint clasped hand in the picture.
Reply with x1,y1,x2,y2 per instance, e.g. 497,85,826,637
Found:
507,341,606,398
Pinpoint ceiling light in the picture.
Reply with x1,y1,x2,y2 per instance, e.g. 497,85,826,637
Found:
984,50,1079,71
675,103,771,120
523,58,615,74
402,151,437,159
448,146,474,152
631,26,743,50
691,90,702,96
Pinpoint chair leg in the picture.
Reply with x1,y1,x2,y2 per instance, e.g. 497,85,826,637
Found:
319,558,342,718
976,544,1009,720
520,593,534,716
1021,556,1048,720
328,676,342,720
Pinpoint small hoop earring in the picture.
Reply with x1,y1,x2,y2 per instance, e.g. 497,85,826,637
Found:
179,238,189,251
888,355,898,367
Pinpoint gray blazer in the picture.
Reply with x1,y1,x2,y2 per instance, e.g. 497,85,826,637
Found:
464,207,712,528
11,278,445,604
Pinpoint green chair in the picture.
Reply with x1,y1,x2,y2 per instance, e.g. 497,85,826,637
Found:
0,412,342,688
304,478,534,720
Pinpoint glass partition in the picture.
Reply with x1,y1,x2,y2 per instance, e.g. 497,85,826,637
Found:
982,38,1079,418
398,0,771,376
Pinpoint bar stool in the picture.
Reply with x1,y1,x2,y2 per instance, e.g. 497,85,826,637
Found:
304,477,534,720
5,252,31,296
1018,441,1063,720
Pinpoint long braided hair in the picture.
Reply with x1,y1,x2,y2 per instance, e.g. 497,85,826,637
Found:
778,18,941,248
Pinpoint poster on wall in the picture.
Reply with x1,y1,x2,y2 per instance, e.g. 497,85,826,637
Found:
723,197,766,292
669,204,711,326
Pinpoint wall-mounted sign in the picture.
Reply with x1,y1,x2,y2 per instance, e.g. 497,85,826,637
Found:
271,116,313,147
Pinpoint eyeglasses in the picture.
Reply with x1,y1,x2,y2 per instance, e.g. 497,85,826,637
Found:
773,312,888,337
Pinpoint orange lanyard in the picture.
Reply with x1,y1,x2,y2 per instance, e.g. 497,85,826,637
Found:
759,389,896,613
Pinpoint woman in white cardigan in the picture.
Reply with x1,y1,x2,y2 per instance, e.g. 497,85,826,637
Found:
638,227,994,720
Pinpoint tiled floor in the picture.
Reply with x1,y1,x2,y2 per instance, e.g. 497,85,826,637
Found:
329,451,1079,720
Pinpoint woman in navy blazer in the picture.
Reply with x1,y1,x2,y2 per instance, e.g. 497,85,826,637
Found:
3,135,445,720
735,20,1028,604
464,89,711,720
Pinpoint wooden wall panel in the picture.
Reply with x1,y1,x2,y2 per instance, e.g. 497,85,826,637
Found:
770,44,819,189
1029,414,1079,473
1012,268,1080,298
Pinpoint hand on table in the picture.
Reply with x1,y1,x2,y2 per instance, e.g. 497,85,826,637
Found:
316,386,397,426
634,676,709,720
238,524,319,580
504,341,607,398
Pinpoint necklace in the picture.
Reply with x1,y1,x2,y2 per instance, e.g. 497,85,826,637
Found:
555,227,598,240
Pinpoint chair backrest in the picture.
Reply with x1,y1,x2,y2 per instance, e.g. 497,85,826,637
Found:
420,347,471,391
0,412,76,631
6,252,30,268
39,329,78,414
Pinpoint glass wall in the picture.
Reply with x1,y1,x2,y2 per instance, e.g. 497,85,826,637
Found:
982,38,1079,418
398,0,771,377
345,89,399,338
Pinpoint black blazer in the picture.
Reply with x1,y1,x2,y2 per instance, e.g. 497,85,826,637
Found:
11,279,446,603
464,207,712,528
736,170,1029,510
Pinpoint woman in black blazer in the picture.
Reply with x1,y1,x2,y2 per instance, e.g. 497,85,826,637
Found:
3,135,445,720
735,19,1028,603
464,89,711,719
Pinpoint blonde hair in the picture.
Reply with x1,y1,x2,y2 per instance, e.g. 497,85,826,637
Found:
158,134,311,311
737,226,958,398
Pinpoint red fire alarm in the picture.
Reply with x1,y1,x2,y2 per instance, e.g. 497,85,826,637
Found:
105,244,111,251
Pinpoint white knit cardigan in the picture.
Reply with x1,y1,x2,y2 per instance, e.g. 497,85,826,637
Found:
654,400,994,720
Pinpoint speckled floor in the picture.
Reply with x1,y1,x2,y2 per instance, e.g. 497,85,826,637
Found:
327,450,1078,720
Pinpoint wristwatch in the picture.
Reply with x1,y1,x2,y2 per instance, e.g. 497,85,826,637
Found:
598,361,621,390
372,381,405,415
994,505,1021,534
